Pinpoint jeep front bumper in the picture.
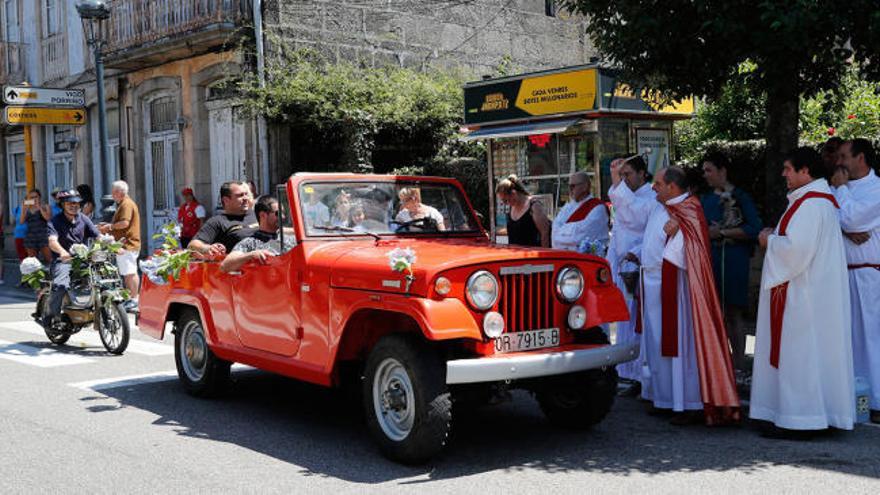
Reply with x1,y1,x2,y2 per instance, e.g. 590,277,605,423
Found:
445,340,639,384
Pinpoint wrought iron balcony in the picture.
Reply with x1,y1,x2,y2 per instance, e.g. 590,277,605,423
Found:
105,0,252,69
1,41,28,85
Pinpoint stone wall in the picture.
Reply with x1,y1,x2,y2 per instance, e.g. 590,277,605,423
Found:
263,0,596,76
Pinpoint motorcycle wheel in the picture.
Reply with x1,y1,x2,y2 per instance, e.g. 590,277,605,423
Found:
37,292,70,345
98,302,130,355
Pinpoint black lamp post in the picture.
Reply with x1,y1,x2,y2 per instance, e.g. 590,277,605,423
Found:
76,0,115,222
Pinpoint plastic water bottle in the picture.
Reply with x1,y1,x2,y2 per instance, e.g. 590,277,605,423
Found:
855,376,871,424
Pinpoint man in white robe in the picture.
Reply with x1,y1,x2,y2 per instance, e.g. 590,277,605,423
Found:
551,171,609,251
639,168,703,421
607,157,656,387
832,139,880,423
751,147,854,432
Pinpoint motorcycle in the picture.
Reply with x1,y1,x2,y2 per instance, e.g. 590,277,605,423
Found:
32,243,131,355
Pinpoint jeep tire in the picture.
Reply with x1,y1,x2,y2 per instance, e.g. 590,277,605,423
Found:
536,367,618,429
363,334,452,464
174,309,231,398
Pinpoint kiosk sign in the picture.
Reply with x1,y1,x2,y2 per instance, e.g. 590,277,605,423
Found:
465,68,598,125
3,86,86,107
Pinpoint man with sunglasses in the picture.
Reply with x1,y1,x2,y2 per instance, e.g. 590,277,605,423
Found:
44,189,101,326
220,195,294,273
551,171,609,252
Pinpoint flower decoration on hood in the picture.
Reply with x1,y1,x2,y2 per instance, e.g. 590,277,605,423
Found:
387,247,417,292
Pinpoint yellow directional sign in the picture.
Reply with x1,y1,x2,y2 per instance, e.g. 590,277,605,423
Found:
4,106,87,125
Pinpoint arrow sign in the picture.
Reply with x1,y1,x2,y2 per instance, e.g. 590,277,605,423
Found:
3,86,86,107
4,106,87,126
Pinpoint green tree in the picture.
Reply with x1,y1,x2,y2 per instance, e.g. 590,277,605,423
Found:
560,0,880,219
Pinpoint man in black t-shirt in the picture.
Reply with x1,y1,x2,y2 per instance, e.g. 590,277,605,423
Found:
189,181,255,256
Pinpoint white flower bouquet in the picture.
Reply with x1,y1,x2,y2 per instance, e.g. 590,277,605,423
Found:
19,257,47,290
387,247,417,292
387,247,416,275
69,243,89,259
143,222,194,285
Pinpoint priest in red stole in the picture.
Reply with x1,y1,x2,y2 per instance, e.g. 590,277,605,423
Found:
551,171,609,252
652,167,741,425
751,148,854,433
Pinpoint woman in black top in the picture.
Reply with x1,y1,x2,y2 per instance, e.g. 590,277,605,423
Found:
76,184,96,219
495,175,551,247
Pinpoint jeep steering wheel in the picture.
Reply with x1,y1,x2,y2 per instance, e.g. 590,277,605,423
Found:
394,216,439,233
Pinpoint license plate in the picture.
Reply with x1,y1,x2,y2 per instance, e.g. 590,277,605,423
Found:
493,328,560,353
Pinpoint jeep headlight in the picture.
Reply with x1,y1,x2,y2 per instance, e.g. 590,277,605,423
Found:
466,270,498,311
556,266,584,302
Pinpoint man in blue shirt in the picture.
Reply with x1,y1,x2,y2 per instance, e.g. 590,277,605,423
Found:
44,190,101,325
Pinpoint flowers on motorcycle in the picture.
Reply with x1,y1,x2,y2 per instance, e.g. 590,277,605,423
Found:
19,257,47,290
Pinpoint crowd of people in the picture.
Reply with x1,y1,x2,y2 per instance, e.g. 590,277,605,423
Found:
499,138,879,437
3,137,876,439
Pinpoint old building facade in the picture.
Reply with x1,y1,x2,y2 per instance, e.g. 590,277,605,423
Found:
1,0,594,253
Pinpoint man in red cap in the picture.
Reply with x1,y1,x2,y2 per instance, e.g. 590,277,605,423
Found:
177,187,206,248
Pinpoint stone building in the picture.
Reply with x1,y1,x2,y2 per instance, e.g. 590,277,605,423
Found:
1,0,595,253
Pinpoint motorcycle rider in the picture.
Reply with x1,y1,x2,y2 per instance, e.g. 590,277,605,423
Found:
44,190,101,326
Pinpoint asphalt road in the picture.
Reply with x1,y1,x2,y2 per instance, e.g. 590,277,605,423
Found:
1,277,878,493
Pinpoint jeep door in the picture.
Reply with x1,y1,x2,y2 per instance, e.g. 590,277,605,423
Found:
229,188,302,356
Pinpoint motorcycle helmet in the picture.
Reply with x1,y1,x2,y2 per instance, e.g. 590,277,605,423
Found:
57,189,83,204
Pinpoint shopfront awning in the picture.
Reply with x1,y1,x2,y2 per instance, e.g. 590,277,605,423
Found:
460,118,581,141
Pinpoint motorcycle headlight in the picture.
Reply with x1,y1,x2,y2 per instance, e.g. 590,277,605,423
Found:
556,266,584,302
90,250,108,263
466,270,499,311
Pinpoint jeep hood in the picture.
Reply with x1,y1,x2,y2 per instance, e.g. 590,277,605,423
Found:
306,238,602,295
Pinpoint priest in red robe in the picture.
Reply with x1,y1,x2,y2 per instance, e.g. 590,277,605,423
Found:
653,166,741,425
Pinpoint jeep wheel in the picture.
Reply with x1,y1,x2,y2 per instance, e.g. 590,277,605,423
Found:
174,309,230,397
363,334,452,464
536,367,618,429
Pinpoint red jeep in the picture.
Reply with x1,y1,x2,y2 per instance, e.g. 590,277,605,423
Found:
138,174,635,464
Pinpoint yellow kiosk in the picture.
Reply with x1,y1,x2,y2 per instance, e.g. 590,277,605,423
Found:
461,64,693,241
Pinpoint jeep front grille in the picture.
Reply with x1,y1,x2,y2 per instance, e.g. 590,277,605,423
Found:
498,264,555,332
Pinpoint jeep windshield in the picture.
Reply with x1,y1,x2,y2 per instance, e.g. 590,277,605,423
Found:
299,180,481,237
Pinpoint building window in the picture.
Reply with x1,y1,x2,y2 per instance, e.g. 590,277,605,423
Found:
44,0,60,35
545,0,556,17
5,0,21,42
149,96,177,132
53,126,75,153
6,137,26,216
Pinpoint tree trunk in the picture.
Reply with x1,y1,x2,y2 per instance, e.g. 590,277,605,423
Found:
763,80,800,225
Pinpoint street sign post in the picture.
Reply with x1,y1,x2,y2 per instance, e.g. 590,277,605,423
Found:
3,86,86,107
4,106,87,125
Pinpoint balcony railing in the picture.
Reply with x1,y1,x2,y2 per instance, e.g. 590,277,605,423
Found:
41,34,68,82
107,0,251,55
0,41,27,85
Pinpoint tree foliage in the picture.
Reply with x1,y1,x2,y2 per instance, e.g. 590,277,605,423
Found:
238,49,470,173
560,0,880,219
559,1,880,101
676,64,880,161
